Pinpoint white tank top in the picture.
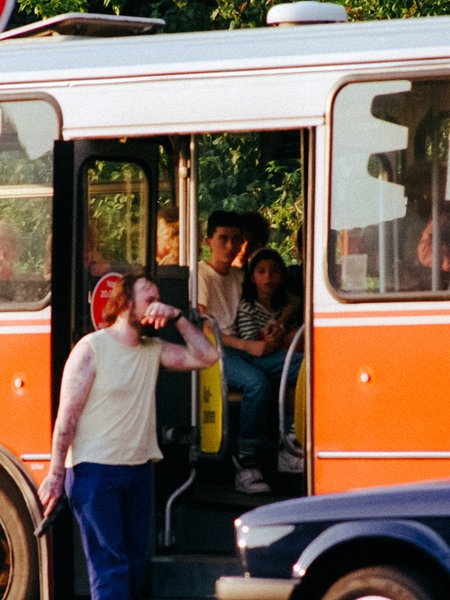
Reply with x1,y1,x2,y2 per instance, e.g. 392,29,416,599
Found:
66,329,163,467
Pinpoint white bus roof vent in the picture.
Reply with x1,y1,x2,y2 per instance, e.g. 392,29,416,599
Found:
267,1,347,26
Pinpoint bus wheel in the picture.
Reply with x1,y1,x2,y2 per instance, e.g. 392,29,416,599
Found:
321,566,439,600
0,473,39,600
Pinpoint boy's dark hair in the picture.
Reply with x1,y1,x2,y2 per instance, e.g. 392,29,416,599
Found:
241,211,270,247
242,248,288,310
207,210,242,238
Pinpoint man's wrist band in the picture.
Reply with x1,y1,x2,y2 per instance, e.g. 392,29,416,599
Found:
169,311,183,323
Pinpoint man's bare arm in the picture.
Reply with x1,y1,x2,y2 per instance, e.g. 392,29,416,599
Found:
143,301,218,370
38,340,95,516
198,303,276,357
160,315,219,370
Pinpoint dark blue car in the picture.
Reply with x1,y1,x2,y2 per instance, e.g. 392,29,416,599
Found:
216,480,450,600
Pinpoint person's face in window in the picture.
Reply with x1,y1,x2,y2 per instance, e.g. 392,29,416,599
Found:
207,226,243,266
251,259,283,298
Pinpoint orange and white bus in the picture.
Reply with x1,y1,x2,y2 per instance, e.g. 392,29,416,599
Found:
1,4,450,599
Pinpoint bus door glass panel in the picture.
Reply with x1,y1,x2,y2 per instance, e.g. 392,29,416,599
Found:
86,159,149,276
73,142,176,340
0,100,56,309
80,158,150,336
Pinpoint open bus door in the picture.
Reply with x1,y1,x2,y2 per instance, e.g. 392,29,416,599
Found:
52,137,191,595
51,137,239,598
51,129,307,598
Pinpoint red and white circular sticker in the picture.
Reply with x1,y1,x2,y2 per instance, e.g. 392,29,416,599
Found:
90,272,121,330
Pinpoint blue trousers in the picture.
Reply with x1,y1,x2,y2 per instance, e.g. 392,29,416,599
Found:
65,461,153,600
223,346,303,457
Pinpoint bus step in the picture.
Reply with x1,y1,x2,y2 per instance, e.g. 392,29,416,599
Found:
148,554,242,599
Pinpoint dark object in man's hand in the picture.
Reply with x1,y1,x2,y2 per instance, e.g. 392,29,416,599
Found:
34,495,68,538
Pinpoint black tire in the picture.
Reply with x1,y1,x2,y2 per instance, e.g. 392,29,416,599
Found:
0,472,39,600
321,566,438,600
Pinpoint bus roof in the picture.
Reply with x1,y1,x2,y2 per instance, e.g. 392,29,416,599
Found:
1,14,450,83
1,14,449,138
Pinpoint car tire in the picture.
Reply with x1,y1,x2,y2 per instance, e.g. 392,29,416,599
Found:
0,472,39,600
321,565,438,600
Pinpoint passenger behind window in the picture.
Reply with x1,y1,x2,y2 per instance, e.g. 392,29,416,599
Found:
157,206,179,266
415,168,450,288
236,247,303,473
417,207,450,280
198,212,303,495
0,221,19,300
199,211,273,494
237,248,301,351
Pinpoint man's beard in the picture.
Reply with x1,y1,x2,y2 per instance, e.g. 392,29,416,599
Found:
127,302,143,330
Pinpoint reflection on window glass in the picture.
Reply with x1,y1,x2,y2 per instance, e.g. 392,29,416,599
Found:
330,79,450,296
86,160,149,277
0,100,56,306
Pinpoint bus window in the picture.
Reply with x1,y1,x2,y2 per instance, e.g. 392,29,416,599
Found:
329,78,450,296
86,159,149,278
0,100,57,308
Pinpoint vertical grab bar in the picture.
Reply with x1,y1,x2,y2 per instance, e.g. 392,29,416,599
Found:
278,325,305,456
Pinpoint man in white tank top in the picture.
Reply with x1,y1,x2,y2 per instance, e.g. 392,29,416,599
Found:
38,273,218,600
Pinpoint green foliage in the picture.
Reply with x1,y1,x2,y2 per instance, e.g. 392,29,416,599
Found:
198,133,261,216
198,133,302,264
12,0,450,37
17,0,89,19
0,151,52,186
211,0,279,29
143,0,217,33
0,148,52,273
344,0,450,20
263,162,303,264
0,198,51,273
88,161,147,264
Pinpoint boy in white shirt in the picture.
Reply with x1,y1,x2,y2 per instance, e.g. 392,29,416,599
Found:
198,210,277,494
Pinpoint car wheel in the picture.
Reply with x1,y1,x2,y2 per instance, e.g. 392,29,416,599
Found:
321,566,438,600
